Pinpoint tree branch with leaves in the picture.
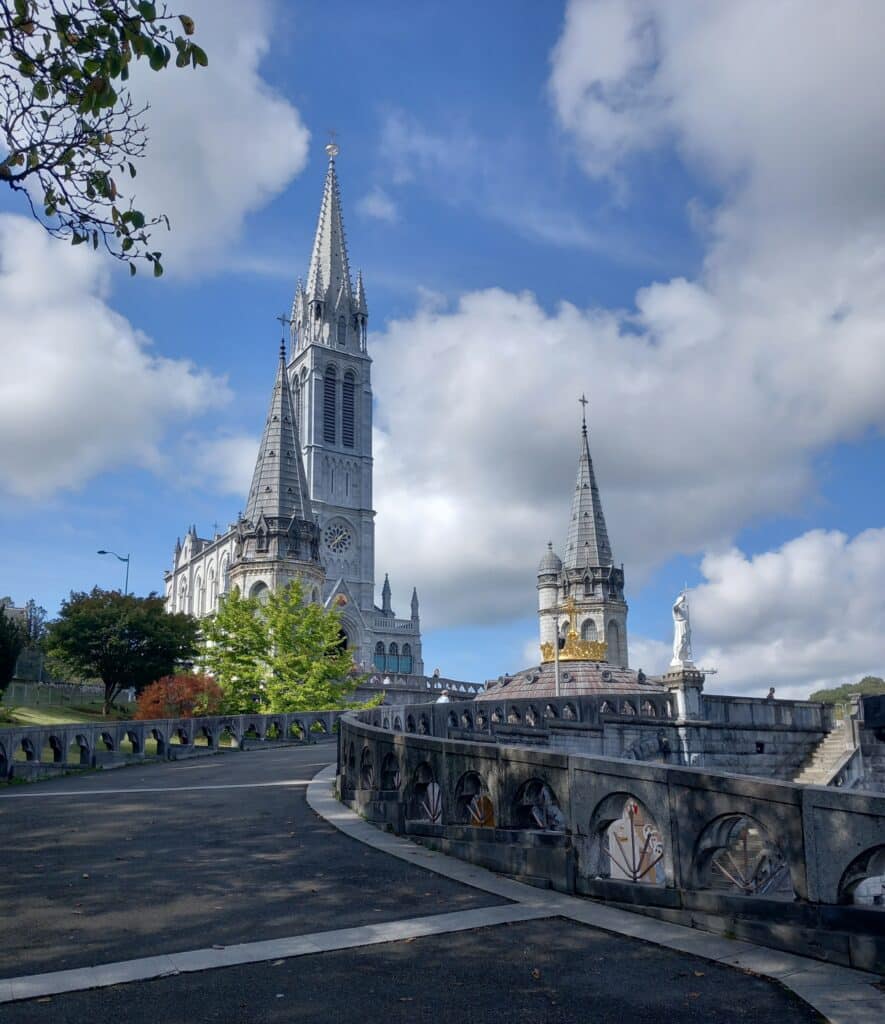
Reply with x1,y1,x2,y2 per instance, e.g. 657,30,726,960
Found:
0,0,207,276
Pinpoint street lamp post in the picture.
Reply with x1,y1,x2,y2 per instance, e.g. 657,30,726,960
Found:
97,550,130,594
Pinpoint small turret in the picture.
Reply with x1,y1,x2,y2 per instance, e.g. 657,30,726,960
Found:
381,573,392,615
411,587,419,621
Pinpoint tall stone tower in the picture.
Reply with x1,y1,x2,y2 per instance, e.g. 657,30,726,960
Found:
229,342,324,602
537,403,629,667
288,144,374,616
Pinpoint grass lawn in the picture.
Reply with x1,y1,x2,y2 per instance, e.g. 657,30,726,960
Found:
0,702,130,727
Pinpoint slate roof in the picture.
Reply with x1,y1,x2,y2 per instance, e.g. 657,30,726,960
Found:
563,418,614,570
244,344,312,524
306,154,352,305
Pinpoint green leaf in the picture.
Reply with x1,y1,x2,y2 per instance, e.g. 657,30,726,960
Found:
191,45,208,68
149,44,166,71
152,258,164,278
129,263,137,277
179,15,196,35
137,2,157,21
33,80,49,101
71,233,86,245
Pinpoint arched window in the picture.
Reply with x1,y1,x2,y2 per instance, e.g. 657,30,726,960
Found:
607,621,621,665
250,581,270,604
342,371,355,448
194,574,203,616
337,315,346,346
581,619,598,642
401,642,413,674
208,569,216,611
583,576,593,596
294,377,302,433
220,555,230,595
387,641,398,673
178,578,188,614
374,641,385,671
323,366,337,444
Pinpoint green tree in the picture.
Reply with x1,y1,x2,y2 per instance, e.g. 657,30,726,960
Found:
262,582,361,713
0,602,24,693
0,0,207,274
202,580,373,714
810,676,885,705
201,587,266,713
22,598,48,648
46,587,199,713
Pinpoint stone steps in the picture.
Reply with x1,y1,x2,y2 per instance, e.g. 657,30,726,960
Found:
794,726,854,785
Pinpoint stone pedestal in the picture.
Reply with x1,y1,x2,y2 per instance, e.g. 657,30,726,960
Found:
665,666,706,720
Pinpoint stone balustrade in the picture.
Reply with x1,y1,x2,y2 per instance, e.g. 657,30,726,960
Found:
0,710,344,780
339,700,885,973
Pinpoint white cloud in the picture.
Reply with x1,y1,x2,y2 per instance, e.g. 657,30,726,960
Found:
367,0,885,673
0,215,227,499
121,0,310,272
689,529,885,699
192,434,258,496
356,187,399,224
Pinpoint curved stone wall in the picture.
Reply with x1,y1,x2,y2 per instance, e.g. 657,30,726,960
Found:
339,700,885,973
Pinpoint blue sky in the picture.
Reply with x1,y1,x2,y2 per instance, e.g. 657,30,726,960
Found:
1,1,884,698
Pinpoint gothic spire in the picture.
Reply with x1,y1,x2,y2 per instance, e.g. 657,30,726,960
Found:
355,268,368,316
563,398,613,570
381,573,392,615
244,342,312,524
305,146,352,307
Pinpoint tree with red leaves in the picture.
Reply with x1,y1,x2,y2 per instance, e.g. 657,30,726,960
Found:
134,672,221,720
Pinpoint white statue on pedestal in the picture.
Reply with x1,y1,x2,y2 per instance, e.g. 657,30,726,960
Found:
671,590,693,667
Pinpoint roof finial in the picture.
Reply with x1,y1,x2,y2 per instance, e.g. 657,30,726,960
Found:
325,129,339,161
579,393,588,433
275,312,292,360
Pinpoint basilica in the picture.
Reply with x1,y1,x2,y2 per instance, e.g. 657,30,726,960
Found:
164,145,424,677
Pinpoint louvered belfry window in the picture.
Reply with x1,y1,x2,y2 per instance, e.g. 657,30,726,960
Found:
324,366,337,443
342,371,355,448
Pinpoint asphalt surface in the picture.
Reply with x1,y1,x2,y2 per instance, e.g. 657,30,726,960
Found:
0,919,822,1024
0,740,823,1021
0,740,500,978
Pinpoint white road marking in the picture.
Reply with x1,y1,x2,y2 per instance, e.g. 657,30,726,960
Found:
0,780,311,799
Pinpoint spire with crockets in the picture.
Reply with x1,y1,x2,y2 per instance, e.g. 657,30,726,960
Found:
563,395,614,570
244,341,313,526
291,142,367,353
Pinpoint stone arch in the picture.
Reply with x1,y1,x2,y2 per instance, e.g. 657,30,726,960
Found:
600,700,615,715
581,618,598,642
641,699,657,717
454,771,494,827
380,752,401,791
460,709,473,730
418,713,430,735
544,703,558,720
249,580,270,603
120,729,141,754
838,845,885,906
586,792,667,886
359,746,374,788
66,734,91,765
693,814,794,899
507,706,521,724
310,718,328,735
289,720,306,741
393,716,403,731
0,740,7,778
475,709,487,730
406,714,416,733
621,700,637,716
512,778,566,831
408,762,442,823
525,705,538,727
562,702,577,721
447,711,458,729
42,734,65,764
147,727,166,757
194,724,214,747
491,707,503,724
97,731,115,752
607,620,621,665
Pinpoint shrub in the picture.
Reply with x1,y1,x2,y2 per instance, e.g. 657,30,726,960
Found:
135,674,222,721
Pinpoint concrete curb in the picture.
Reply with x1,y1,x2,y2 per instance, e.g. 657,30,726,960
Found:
307,762,885,1024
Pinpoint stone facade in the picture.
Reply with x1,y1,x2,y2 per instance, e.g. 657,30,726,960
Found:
164,149,423,677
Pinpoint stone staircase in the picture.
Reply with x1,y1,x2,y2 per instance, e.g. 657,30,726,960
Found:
793,723,855,785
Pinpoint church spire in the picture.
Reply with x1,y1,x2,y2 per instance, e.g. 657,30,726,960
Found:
563,395,613,570
306,143,352,308
244,341,312,524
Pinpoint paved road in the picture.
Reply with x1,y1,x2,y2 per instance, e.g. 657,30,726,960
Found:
0,742,821,1021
